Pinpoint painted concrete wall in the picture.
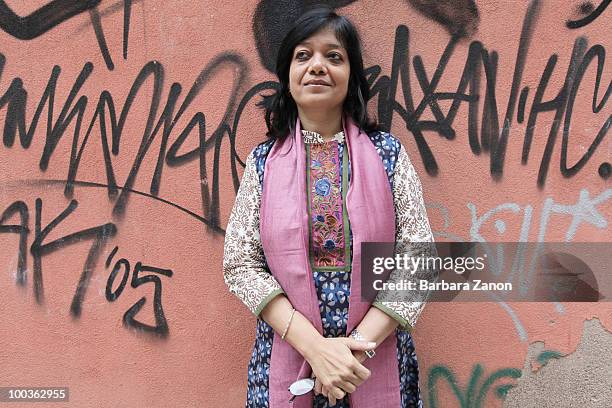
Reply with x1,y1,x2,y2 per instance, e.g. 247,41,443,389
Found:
0,1,610,407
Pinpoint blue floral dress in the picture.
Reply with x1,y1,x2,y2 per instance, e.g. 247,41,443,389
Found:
245,131,423,408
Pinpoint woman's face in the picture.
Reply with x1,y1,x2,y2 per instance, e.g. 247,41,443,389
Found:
288,27,350,113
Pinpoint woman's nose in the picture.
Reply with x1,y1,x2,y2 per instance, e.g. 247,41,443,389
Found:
309,55,326,74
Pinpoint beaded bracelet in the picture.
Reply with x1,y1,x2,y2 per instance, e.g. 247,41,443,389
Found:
281,308,296,340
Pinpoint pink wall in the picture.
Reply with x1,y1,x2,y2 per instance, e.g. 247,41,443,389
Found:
0,1,609,407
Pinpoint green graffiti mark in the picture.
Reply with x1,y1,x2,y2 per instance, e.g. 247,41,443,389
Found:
536,349,563,366
428,364,521,408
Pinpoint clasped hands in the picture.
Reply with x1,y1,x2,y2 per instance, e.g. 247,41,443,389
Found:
305,336,376,405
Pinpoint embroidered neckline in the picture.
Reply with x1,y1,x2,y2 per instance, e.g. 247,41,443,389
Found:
301,129,345,144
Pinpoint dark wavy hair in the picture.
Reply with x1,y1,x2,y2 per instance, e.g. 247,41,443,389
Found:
258,6,379,140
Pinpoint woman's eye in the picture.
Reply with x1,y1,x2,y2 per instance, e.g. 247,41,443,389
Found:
328,53,342,60
295,51,309,59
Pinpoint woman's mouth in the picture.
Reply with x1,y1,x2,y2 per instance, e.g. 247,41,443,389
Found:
305,80,331,86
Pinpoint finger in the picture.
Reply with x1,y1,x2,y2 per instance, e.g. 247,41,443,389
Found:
314,379,322,395
332,386,346,400
339,380,357,394
344,338,377,351
353,350,368,364
327,388,336,406
322,384,331,400
352,362,372,382
325,385,344,405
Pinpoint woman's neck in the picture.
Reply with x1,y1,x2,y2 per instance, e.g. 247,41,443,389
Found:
297,107,343,141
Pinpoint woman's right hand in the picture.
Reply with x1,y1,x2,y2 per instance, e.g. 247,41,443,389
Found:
304,337,376,403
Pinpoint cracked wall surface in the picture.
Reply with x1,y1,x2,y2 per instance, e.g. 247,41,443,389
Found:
504,318,612,408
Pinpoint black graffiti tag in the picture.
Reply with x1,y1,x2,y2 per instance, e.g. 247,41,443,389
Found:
105,246,174,337
0,0,101,40
566,0,610,29
0,198,117,313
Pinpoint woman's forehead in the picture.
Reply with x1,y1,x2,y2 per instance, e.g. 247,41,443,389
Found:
297,28,345,49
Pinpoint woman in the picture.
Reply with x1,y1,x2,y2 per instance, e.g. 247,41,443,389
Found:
224,7,435,408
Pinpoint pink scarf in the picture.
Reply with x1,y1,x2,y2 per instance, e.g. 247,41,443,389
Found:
260,114,401,407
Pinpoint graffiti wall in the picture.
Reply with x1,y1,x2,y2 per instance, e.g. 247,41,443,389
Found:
0,0,609,406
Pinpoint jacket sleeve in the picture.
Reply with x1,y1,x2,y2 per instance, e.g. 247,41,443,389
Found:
223,149,285,316
372,143,437,331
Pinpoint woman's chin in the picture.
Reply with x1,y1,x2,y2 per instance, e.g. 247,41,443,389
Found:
297,97,343,111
